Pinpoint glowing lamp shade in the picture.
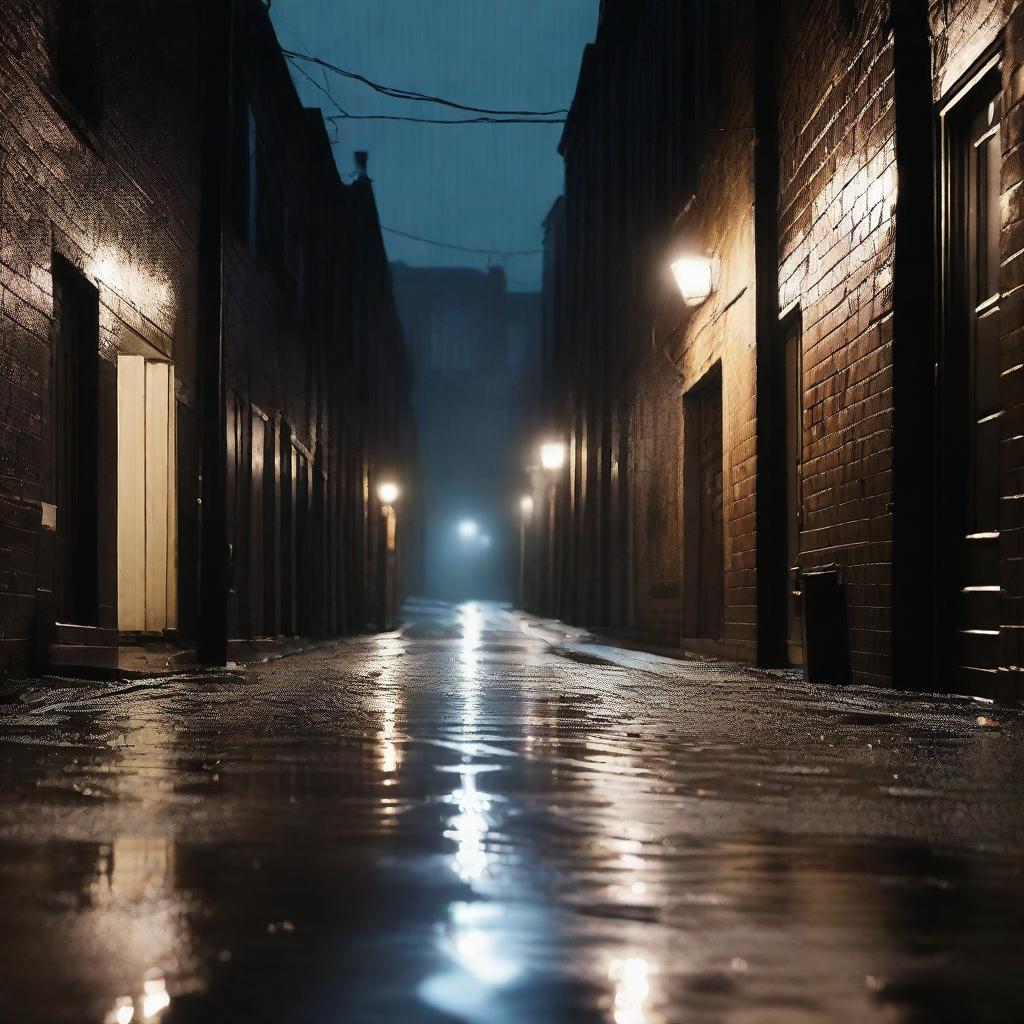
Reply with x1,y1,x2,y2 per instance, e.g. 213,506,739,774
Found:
520,495,535,517
458,519,479,540
670,255,715,305
377,481,400,505
540,442,566,472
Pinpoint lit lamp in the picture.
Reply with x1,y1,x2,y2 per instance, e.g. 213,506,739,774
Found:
377,481,400,508
520,495,535,518
670,254,717,306
458,518,479,540
539,441,566,472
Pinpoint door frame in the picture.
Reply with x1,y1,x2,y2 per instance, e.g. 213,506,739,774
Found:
682,362,724,642
936,47,1004,687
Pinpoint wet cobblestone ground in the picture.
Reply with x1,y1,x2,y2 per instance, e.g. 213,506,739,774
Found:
1,601,1023,1023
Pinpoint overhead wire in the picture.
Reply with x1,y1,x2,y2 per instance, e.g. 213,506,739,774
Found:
324,113,565,125
381,226,542,257
281,47,569,117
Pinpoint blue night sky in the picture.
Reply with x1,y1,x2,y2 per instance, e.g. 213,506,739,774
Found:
270,0,598,292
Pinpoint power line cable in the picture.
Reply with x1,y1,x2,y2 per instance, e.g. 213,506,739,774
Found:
281,47,568,117
287,55,350,118
382,225,542,257
324,113,564,125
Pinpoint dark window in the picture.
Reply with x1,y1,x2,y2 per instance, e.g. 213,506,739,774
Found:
507,325,526,368
695,0,721,121
246,105,259,248
53,0,101,124
256,147,288,279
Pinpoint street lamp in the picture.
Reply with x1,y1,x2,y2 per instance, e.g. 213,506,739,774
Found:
540,441,566,472
458,518,479,540
377,481,400,507
670,254,717,306
520,494,535,518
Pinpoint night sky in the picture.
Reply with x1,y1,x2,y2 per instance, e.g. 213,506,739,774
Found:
270,0,598,291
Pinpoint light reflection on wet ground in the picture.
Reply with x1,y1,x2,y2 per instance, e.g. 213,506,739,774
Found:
1,600,1023,1022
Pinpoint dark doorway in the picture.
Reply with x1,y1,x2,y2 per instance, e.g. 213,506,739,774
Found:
280,425,296,636
941,63,1002,690
51,256,99,625
783,312,804,665
250,407,276,636
684,366,724,640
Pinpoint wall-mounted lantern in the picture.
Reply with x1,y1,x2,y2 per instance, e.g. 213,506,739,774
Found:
670,254,718,306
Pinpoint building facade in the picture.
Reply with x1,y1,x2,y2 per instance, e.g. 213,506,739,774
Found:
533,0,1024,700
392,263,539,602
0,0,414,675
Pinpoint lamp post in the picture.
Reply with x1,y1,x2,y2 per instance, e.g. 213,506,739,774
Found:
376,481,400,628
538,440,566,616
518,494,534,609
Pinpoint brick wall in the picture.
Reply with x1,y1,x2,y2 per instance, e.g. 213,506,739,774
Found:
776,0,897,684
530,0,1024,696
0,0,415,671
0,0,203,669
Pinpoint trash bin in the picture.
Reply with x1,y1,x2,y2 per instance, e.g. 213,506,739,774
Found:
800,564,852,684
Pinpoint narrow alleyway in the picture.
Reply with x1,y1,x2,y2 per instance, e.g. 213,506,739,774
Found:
2,602,1023,1023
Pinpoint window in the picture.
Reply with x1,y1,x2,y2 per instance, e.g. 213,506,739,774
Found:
694,0,721,122
430,311,474,370
507,324,526,368
53,0,101,124
246,105,258,249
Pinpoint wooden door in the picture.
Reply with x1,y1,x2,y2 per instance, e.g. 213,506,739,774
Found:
117,355,176,633
943,74,1002,688
686,371,724,640
250,411,266,635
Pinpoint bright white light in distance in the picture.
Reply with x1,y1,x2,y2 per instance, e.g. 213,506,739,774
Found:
377,481,400,505
520,494,534,517
670,255,715,305
458,519,479,539
540,442,566,471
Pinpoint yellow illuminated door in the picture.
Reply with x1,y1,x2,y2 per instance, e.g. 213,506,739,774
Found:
117,355,177,632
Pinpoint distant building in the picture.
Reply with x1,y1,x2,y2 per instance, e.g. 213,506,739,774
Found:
0,0,414,675
391,264,540,601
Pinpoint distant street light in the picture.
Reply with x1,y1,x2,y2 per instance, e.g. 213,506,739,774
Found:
458,519,479,540
377,481,400,506
540,441,566,472
670,254,717,306
520,494,535,518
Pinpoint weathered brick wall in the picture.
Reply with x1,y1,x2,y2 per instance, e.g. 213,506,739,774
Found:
0,0,202,668
777,0,896,684
644,2,758,657
0,0,414,666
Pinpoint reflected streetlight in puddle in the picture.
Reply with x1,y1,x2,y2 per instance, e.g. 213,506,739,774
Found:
608,956,653,1024
379,689,402,777
446,769,492,883
458,602,484,685
104,976,171,1024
